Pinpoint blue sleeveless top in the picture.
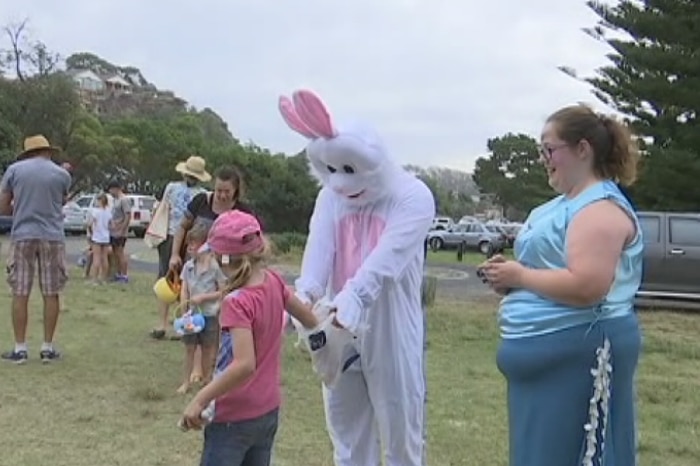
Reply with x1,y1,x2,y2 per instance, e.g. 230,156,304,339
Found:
498,180,643,339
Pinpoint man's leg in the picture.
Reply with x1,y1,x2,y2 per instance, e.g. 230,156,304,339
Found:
37,241,68,362
152,236,173,339
118,237,129,276
2,240,35,364
323,367,381,466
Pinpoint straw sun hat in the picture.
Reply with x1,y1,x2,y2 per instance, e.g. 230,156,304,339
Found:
175,155,211,182
17,135,61,160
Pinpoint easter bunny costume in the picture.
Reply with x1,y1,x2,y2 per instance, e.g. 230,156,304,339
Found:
279,90,435,466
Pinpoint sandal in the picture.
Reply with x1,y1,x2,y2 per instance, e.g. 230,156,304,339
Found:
150,329,166,340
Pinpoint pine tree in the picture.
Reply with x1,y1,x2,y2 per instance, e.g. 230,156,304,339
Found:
561,0,700,210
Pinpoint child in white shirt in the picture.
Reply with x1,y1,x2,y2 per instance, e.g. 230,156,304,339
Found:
90,194,112,284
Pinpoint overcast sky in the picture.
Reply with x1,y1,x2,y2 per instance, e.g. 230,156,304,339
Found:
2,0,615,173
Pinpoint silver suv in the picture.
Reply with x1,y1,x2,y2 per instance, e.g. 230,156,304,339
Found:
427,221,506,255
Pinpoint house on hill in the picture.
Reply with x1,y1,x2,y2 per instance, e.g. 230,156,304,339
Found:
68,68,132,94
69,69,105,92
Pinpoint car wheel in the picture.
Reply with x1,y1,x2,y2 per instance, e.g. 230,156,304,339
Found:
429,237,444,251
479,241,493,255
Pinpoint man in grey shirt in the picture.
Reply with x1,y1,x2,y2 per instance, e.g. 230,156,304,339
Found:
0,135,71,364
107,180,131,283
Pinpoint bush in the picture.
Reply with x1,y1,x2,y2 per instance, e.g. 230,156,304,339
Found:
268,232,308,255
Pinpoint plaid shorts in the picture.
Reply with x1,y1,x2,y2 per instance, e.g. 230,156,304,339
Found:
6,240,68,296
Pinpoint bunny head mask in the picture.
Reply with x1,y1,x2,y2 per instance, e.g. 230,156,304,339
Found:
279,90,397,206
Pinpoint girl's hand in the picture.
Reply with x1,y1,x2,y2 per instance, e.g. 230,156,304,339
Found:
181,398,206,431
482,260,526,290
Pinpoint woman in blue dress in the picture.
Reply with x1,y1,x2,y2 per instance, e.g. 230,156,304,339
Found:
481,104,643,466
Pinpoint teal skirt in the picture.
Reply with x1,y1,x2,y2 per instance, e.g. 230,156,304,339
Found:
497,313,641,466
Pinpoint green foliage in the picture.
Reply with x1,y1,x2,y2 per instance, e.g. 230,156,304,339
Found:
268,232,308,254
562,0,700,211
0,24,320,232
473,133,551,219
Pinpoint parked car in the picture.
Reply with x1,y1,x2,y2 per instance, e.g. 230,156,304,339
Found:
63,202,88,235
427,221,506,255
637,211,700,301
485,224,515,248
431,216,454,231
73,193,157,238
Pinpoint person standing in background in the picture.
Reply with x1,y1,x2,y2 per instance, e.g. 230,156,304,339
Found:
0,135,71,364
107,180,131,283
150,156,209,340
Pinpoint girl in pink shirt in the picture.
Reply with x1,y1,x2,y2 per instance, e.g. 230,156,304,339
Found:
180,210,318,466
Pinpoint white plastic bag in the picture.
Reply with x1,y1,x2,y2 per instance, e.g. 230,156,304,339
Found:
298,299,355,389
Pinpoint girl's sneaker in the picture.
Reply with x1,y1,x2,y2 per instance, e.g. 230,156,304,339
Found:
40,348,61,364
1,349,28,364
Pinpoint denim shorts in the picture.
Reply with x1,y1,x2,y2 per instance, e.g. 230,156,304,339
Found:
200,408,279,466
182,316,219,347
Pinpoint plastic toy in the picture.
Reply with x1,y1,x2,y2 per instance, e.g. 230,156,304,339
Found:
173,309,205,336
153,270,181,304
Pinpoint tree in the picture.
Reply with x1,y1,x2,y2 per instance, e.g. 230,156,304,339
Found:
1,19,61,80
0,24,323,232
560,0,700,210
473,133,551,219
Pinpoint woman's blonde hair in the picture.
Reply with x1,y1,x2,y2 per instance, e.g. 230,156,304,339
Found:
546,104,640,186
220,236,272,294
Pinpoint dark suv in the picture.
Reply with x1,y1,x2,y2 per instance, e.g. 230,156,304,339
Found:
637,211,700,302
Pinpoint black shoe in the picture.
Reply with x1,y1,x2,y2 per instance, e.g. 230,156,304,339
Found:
1,349,28,364
40,348,61,364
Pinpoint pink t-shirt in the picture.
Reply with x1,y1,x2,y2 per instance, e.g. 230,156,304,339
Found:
212,269,289,423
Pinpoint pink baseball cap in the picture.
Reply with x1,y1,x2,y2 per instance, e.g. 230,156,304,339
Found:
201,210,263,256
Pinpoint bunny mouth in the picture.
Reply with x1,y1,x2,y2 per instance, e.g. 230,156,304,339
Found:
347,190,365,199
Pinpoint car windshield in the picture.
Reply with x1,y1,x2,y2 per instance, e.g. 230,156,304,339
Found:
139,198,156,210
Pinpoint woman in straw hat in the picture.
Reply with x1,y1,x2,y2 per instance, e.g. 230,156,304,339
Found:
150,156,210,341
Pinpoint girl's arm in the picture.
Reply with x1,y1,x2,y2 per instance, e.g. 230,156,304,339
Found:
179,275,190,313
191,327,255,408
286,293,318,329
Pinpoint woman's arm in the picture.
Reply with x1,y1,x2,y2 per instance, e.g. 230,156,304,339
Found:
286,294,319,329
191,328,255,406
518,200,635,307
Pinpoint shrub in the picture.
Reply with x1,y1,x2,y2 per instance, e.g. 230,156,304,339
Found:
268,232,308,255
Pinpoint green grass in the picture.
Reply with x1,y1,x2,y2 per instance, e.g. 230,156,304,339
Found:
426,248,514,267
132,243,511,270
0,271,698,465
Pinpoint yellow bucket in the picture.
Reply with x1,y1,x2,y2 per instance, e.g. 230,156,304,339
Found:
153,270,181,304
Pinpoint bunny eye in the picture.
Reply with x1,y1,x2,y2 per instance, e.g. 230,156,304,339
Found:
342,165,355,174
326,165,337,173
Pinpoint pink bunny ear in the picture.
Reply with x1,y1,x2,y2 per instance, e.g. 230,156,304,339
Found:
292,90,337,139
278,96,316,139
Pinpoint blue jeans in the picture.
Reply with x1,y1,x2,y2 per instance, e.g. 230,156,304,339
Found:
200,408,279,466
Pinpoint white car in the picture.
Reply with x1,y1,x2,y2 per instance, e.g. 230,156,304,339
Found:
73,193,157,238
63,202,89,235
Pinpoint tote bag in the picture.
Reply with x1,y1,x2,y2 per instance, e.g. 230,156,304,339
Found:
144,199,169,248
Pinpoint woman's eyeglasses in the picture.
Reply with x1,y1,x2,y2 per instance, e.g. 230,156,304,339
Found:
537,143,568,160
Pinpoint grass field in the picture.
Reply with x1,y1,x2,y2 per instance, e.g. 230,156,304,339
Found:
132,244,510,270
0,270,698,465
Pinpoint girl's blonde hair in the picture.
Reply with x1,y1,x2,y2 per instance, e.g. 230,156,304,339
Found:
97,193,109,208
221,236,272,294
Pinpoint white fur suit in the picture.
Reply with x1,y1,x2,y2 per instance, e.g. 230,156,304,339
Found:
278,89,435,466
